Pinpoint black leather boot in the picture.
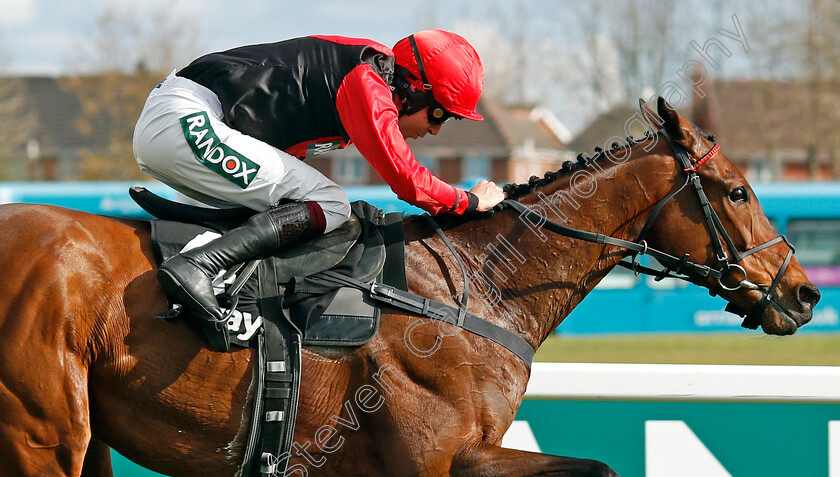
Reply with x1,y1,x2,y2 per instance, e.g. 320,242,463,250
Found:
158,202,315,351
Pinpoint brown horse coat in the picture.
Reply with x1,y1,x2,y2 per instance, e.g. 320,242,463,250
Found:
0,99,818,476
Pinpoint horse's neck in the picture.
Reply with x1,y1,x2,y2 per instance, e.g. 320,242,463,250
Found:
431,151,677,349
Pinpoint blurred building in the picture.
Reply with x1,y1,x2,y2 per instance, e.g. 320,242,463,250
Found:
0,77,113,180
691,79,840,181
0,76,573,184
303,97,574,186
567,79,840,182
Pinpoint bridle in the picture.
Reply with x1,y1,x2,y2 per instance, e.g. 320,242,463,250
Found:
506,129,796,330
310,129,794,368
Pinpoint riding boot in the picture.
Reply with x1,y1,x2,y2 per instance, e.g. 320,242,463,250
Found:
158,202,316,352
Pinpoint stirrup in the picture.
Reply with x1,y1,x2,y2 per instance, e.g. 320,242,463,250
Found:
156,303,184,321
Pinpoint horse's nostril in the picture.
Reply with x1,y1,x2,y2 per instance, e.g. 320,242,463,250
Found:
798,285,821,308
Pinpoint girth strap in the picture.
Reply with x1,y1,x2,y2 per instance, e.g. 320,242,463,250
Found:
422,215,469,326
237,260,302,477
311,270,536,366
382,212,408,291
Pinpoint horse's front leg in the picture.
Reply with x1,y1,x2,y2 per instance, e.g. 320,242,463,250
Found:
0,353,92,477
450,443,619,477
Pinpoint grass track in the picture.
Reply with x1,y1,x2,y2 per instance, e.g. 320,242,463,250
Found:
533,333,840,365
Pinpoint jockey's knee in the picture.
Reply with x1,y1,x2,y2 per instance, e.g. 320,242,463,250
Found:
317,190,351,234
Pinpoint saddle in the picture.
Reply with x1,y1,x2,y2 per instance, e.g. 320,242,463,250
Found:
130,187,535,476
133,187,408,343
130,187,407,476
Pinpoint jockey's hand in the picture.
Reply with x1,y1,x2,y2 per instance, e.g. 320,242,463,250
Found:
469,180,506,212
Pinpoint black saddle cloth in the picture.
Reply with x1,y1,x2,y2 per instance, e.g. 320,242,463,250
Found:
131,187,406,347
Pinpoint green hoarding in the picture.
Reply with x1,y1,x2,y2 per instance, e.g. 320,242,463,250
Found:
515,400,840,477
112,400,840,476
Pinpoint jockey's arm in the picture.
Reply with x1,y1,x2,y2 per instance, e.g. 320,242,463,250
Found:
335,64,478,215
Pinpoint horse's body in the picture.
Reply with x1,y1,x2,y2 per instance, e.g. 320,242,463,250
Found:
0,100,819,476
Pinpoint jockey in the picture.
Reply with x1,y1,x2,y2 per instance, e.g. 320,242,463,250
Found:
133,30,505,350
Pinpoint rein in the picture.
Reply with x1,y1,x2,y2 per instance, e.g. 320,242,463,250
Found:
507,129,796,330
317,129,794,366
310,213,536,366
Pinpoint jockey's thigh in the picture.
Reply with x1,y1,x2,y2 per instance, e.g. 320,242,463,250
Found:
133,73,351,233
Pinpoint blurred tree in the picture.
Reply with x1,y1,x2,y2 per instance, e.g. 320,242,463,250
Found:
0,27,38,179
802,0,840,179
435,1,552,107
0,79,38,179
61,1,201,180
565,0,627,116
418,0,693,133
0,28,8,67
567,0,693,115
416,0,840,183
738,0,840,180
422,0,600,133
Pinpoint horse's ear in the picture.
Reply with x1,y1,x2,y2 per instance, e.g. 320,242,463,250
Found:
639,99,664,130
656,96,704,155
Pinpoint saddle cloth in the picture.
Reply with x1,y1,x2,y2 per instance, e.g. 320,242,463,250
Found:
133,187,407,347
132,187,407,477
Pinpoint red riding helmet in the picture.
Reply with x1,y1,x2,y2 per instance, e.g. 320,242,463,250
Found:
392,29,485,121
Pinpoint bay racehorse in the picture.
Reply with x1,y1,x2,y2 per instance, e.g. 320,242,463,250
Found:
0,98,819,476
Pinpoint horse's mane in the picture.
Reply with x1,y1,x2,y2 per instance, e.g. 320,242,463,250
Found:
502,132,654,201
503,127,716,201
408,127,715,228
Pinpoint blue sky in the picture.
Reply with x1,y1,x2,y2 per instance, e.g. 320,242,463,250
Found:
0,0,604,129
0,0,797,133
0,0,454,75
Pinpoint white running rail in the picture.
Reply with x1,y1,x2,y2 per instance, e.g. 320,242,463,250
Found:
524,362,840,403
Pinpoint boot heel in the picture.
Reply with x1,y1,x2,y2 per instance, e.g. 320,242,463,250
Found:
157,267,222,319
158,268,230,352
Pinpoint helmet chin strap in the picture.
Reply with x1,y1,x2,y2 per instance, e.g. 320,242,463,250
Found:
392,68,424,118
408,34,434,103
393,35,446,121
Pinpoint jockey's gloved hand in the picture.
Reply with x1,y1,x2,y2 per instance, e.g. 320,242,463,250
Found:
468,180,505,213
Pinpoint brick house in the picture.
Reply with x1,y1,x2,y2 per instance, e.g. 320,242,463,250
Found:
0,77,114,180
307,97,573,186
690,79,840,181
567,80,840,182
0,76,572,186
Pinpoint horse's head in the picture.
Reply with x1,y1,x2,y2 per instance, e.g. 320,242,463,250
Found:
640,97,820,335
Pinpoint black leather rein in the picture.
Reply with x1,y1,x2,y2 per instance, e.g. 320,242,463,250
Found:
507,129,796,330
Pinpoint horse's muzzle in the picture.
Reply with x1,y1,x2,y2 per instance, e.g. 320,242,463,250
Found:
798,284,821,311
791,284,821,327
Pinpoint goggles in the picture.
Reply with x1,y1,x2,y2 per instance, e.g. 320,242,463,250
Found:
428,102,460,125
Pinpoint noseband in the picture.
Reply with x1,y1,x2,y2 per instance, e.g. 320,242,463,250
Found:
506,130,796,330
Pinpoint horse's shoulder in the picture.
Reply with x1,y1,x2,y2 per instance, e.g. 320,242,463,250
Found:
2,202,141,225
0,203,150,253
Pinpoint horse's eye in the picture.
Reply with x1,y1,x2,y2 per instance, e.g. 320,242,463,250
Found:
729,186,749,203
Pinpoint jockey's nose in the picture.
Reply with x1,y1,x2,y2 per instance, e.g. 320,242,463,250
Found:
429,124,442,136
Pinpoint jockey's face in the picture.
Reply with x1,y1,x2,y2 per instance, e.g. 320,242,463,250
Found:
398,106,442,140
